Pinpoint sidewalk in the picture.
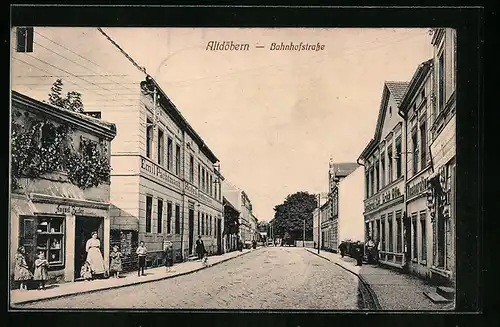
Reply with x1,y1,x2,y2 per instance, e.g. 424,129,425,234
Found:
10,248,257,306
305,248,454,311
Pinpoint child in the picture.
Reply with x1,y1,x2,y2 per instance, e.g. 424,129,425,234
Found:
80,261,93,281
202,250,209,267
14,245,33,291
164,242,174,273
33,252,49,290
136,241,147,276
109,245,123,278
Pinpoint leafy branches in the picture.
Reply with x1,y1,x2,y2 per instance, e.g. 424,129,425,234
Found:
271,191,318,240
48,79,84,113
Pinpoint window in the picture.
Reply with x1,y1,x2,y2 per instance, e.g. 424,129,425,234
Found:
412,128,419,174
167,137,173,171
205,216,209,235
145,196,152,233
146,120,153,159
421,88,426,101
395,137,402,178
396,214,402,253
380,154,385,188
198,163,201,188
420,212,427,261
420,120,427,167
375,161,380,192
29,217,65,267
201,167,206,191
175,144,181,176
438,52,445,112
205,171,209,193
157,199,163,234
166,202,172,234
210,216,212,236
157,129,164,165
209,175,213,196
174,204,181,234
189,155,194,183
365,172,370,198
369,167,374,196
387,145,393,183
198,212,201,235
388,214,393,252
381,216,386,251
16,27,34,53
201,213,205,235
412,214,418,260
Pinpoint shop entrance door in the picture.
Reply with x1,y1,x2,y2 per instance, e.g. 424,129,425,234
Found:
188,209,194,255
217,218,222,254
74,216,104,279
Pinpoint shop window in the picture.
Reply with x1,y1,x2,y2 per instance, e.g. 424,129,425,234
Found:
205,216,209,235
20,216,65,269
396,215,403,253
174,204,181,234
210,216,213,236
166,202,172,234
381,217,386,251
420,212,427,261
412,213,418,260
201,213,205,235
157,199,163,234
16,27,34,53
197,212,201,235
145,196,152,233
388,214,393,252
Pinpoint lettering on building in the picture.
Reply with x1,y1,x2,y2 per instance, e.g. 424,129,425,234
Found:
407,177,428,198
184,183,198,197
199,192,213,206
55,204,87,215
364,185,402,212
141,157,181,189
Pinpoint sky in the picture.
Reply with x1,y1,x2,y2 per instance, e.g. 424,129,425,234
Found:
12,27,433,221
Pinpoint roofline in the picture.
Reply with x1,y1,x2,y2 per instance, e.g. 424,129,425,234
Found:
358,138,376,161
11,91,117,140
399,59,433,114
145,76,219,163
223,196,240,214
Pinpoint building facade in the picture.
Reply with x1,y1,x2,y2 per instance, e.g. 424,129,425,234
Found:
425,28,457,286
358,81,409,270
399,59,434,280
11,27,224,271
10,91,116,283
337,166,365,245
222,182,255,246
312,209,319,248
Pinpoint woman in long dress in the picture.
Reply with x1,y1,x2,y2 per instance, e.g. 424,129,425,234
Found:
85,231,106,278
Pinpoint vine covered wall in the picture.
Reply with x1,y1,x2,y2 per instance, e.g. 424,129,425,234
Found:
10,108,112,191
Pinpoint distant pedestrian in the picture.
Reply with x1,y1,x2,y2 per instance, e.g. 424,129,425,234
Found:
365,236,376,264
164,241,175,273
14,245,33,290
136,241,148,276
33,252,49,289
355,241,363,266
196,236,205,261
109,245,123,278
339,241,346,258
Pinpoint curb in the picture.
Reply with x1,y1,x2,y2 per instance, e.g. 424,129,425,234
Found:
304,248,382,310
12,249,258,306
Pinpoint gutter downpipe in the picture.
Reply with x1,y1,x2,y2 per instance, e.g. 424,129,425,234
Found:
397,107,409,269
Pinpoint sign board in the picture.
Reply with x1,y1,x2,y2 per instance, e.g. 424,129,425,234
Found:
140,157,182,190
407,176,428,199
364,183,402,212
55,204,96,216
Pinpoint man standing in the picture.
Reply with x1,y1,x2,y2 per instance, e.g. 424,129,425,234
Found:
136,241,148,276
196,235,205,261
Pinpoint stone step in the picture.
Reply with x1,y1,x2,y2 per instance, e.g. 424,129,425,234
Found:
436,286,455,300
423,291,452,303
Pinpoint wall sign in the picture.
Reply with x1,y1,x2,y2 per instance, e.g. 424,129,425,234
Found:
141,157,181,189
184,183,198,197
364,184,402,212
407,177,428,198
55,204,86,215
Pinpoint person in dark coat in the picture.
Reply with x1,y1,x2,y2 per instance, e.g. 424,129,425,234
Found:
339,241,346,258
195,236,205,261
355,241,363,266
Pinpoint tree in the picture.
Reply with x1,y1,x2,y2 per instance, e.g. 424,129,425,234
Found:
271,191,318,241
48,79,84,113
257,220,268,233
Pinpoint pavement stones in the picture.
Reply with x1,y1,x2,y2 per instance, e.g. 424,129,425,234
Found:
10,248,257,307
304,248,455,311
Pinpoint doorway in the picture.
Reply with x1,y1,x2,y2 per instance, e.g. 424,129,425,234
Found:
74,216,104,279
217,218,222,254
188,209,194,255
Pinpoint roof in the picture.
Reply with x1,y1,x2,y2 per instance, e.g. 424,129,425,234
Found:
223,196,240,214
385,81,410,106
12,90,117,140
399,60,433,113
330,162,360,178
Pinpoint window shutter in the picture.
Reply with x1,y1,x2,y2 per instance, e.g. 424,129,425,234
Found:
20,216,37,269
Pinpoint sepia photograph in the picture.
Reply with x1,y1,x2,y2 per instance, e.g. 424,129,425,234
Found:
9,24,459,311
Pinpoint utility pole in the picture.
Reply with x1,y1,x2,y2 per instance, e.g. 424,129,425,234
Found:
303,218,306,247
318,194,321,254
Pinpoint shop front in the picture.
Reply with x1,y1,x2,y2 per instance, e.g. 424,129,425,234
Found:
12,192,110,283
364,178,405,268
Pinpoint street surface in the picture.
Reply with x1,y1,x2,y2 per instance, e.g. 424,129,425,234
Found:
18,247,366,310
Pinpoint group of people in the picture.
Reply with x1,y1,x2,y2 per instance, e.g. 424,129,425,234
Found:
337,236,380,266
14,246,49,290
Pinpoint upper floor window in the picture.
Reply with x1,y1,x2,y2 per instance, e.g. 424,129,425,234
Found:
189,155,194,183
420,120,428,167
16,27,34,53
365,172,369,198
387,145,393,183
201,167,206,191
411,128,419,175
167,137,173,171
375,161,380,192
175,144,181,176
209,174,213,196
395,136,402,178
369,167,375,196
146,119,153,159
380,153,386,188
438,52,445,112
157,129,164,166
198,163,201,188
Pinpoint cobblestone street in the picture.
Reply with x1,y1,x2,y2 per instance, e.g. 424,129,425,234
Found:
18,247,364,310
